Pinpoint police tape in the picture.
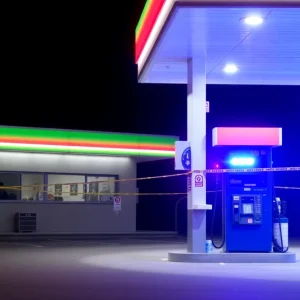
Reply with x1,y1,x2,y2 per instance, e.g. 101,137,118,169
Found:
200,166,300,174
275,186,300,190
0,172,188,190
0,187,299,196
0,166,299,190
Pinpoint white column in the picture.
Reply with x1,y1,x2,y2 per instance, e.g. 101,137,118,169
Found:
187,55,211,253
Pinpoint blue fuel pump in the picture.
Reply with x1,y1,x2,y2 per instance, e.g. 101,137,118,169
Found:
222,147,273,252
210,127,288,254
210,146,288,253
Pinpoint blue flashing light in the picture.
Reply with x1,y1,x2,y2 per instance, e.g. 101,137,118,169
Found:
229,157,255,167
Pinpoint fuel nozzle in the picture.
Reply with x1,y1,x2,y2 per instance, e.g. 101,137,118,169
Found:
273,197,281,217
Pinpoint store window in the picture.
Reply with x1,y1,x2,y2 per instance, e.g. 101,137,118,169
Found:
86,176,116,202
47,174,85,201
0,172,21,200
0,172,117,203
21,173,44,201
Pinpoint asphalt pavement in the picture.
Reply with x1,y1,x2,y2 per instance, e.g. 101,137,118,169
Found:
0,236,299,300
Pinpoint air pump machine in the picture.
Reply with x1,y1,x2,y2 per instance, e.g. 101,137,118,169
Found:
211,127,288,253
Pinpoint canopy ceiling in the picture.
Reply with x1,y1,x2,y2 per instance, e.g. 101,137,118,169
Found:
136,0,300,85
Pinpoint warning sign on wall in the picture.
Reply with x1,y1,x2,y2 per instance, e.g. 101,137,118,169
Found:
194,174,203,187
113,196,121,211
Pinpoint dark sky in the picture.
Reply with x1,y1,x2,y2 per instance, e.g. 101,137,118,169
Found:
3,2,144,132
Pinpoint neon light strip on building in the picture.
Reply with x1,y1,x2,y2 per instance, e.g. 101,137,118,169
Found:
0,127,176,157
135,0,175,76
135,0,166,63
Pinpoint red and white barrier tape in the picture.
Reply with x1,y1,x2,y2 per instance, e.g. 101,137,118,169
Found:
200,166,300,174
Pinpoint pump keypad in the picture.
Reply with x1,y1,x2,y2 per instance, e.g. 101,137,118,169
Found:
232,194,262,225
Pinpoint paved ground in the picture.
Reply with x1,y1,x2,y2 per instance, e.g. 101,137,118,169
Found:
0,236,300,300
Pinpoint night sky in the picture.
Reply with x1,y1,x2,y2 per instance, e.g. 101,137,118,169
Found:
3,2,300,234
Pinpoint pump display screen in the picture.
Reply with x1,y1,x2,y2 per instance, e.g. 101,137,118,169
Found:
242,203,253,214
228,173,268,187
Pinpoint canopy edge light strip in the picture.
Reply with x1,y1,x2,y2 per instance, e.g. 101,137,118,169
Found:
0,126,177,157
135,0,166,63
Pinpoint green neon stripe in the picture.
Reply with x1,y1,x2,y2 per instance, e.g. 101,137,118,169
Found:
0,144,174,157
136,0,152,36
0,126,176,147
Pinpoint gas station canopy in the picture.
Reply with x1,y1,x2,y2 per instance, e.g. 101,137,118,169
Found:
136,0,300,85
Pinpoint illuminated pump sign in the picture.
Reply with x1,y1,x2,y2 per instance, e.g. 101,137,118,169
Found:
229,157,255,167
212,127,282,169
225,149,270,169
212,127,282,147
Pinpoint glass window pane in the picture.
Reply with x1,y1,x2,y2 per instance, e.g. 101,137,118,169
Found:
0,172,21,200
87,176,115,202
47,174,85,202
108,178,116,195
21,173,44,201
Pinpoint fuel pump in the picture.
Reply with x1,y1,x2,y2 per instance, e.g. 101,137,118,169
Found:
211,127,285,253
273,197,289,253
222,147,273,252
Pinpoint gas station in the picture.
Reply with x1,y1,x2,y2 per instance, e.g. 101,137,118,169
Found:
136,0,300,263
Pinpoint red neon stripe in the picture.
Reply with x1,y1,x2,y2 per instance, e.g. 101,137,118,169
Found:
136,0,165,62
0,137,175,151
135,0,165,63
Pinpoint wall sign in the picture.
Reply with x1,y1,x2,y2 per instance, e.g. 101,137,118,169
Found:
181,147,191,169
113,196,121,211
195,174,203,187
206,101,210,113
175,141,191,170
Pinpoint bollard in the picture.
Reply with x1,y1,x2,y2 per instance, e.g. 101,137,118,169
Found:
206,240,213,253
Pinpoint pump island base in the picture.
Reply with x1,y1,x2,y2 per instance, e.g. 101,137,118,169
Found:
169,127,296,263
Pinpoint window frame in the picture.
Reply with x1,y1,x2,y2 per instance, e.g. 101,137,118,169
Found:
0,171,119,205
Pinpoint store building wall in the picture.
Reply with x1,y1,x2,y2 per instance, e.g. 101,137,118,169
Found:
0,152,136,233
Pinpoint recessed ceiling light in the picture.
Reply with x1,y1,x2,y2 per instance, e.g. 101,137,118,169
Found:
244,16,264,26
223,64,239,74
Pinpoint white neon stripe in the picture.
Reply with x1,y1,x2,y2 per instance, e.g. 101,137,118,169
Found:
278,128,282,146
0,142,175,156
212,128,218,147
137,0,175,76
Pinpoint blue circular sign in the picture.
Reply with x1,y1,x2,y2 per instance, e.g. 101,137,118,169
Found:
181,147,191,170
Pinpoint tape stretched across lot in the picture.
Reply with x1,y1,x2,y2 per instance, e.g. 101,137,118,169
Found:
203,166,300,174
0,166,299,191
275,186,300,191
0,187,299,197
